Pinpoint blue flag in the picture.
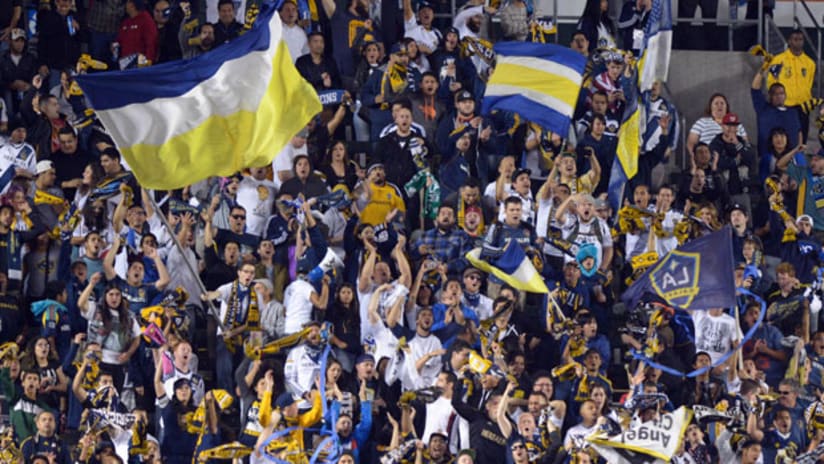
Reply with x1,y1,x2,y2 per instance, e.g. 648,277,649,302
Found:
622,227,736,310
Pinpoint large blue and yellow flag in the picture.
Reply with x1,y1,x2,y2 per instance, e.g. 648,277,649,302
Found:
76,2,321,190
638,0,672,92
608,70,640,212
466,240,549,294
622,226,736,311
482,42,587,137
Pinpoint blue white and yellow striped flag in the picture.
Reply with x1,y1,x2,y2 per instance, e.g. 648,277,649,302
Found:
608,72,640,212
76,2,321,190
638,0,672,91
482,42,587,137
466,240,549,294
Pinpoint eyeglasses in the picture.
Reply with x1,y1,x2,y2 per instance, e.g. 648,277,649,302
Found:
465,274,481,281
778,390,793,395
232,214,246,220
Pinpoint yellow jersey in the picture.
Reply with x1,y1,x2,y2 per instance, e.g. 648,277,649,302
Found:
767,49,816,107
359,182,406,225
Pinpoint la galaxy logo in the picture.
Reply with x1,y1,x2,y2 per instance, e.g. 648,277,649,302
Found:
649,250,700,308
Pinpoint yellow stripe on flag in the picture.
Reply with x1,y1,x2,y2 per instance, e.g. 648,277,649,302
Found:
110,41,320,190
465,248,549,294
616,106,640,179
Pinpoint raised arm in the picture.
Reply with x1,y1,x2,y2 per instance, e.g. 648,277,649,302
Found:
102,236,121,281
78,272,102,312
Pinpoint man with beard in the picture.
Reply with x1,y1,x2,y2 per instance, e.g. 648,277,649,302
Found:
178,7,215,60
357,162,406,226
404,306,444,390
284,321,325,402
411,205,472,275
555,193,613,273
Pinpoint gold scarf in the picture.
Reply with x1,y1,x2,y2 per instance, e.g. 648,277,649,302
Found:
223,280,260,352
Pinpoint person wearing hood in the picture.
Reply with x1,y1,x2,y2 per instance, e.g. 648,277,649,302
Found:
31,281,72,361
116,0,159,64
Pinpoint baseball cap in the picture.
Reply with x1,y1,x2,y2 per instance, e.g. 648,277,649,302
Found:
10,29,25,41
390,42,408,55
463,266,483,279
798,214,814,227
356,353,376,365
455,90,473,102
35,160,55,176
275,392,298,408
511,167,531,182
444,26,460,37
727,202,748,216
418,1,434,11
722,112,740,125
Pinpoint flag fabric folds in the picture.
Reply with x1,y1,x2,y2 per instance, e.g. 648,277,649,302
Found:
622,226,736,311
466,240,549,294
482,42,587,137
607,73,640,212
638,0,673,92
76,2,321,190
588,406,692,463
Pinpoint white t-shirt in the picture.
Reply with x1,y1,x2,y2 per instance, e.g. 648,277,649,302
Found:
282,23,309,63
535,196,565,257
283,279,316,334
236,175,277,237
561,215,613,265
497,187,535,225
403,333,443,391
564,423,598,450
404,17,441,54
692,311,742,364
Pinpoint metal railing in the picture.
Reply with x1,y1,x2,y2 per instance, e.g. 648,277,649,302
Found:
793,0,823,96
671,0,763,51
765,14,787,56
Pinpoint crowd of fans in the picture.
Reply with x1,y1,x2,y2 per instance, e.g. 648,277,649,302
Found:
0,0,823,463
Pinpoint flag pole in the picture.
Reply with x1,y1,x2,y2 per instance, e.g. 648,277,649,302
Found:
146,191,226,332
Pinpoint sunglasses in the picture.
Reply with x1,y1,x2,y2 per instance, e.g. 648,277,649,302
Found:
465,274,481,281
778,390,793,395
232,214,246,220
511,444,525,451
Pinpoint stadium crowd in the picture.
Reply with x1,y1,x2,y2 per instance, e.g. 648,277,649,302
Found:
0,0,823,463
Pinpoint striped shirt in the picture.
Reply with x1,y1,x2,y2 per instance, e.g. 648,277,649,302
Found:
689,116,747,145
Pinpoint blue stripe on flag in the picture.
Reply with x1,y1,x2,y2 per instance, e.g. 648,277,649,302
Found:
482,94,574,137
76,3,276,110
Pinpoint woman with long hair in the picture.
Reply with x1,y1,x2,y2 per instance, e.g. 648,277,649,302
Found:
20,336,68,412
78,273,140,389
576,0,615,52
403,37,430,73
327,283,361,372
320,141,360,194
687,93,748,160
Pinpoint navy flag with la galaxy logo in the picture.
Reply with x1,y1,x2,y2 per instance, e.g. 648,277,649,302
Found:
622,226,736,310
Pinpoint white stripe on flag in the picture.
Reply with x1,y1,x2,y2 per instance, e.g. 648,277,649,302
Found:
640,30,672,91
96,15,282,147
485,84,574,118
496,55,584,85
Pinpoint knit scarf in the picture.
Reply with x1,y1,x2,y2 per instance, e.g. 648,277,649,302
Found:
34,189,65,206
223,280,259,351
